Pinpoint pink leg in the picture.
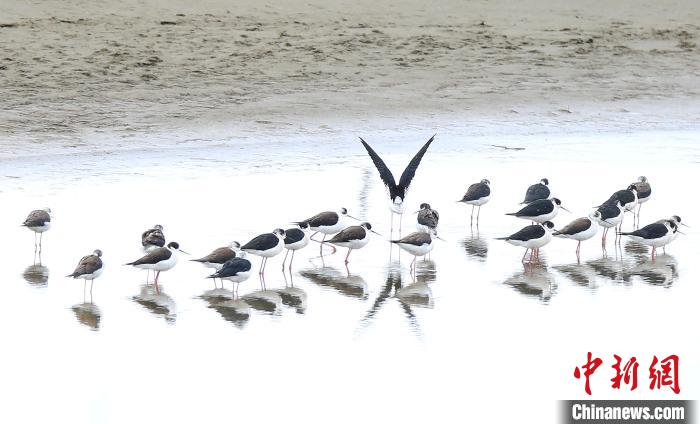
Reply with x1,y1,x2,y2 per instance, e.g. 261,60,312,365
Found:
521,249,529,263
344,248,352,264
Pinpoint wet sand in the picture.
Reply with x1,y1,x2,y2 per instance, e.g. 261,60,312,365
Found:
1,0,699,155
1,130,698,423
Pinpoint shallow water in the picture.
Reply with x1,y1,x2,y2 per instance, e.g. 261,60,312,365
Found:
0,130,698,423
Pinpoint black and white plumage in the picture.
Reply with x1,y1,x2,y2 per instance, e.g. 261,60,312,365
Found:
359,135,436,234
390,230,436,271
620,221,678,260
497,221,555,263
554,212,600,260
141,224,165,251
208,252,252,297
506,198,568,223
191,241,240,271
591,200,627,246
328,222,377,264
22,207,52,249
521,178,550,204
126,241,185,288
67,249,104,283
295,208,351,255
242,229,285,275
601,185,638,215
459,179,491,226
282,222,311,270
416,203,439,233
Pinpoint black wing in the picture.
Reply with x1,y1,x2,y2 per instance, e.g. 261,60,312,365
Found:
359,137,397,195
127,247,171,265
397,134,436,197
242,233,278,251
462,182,490,202
210,258,252,278
522,184,550,204
598,203,621,220
508,199,553,217
604,189,634,206
622,223,668,239
284,228,306,244
506,225,545,241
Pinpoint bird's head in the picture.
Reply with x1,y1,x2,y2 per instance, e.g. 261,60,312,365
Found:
638,176,648,183
542,221,555,230
540,178,549,186
229,241,241,250
93,249,103,257
481,178,491,185
154,224,163,231
273,228,286,238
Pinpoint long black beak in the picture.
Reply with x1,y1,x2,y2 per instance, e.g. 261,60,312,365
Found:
179,249,190,255
370,229,383,237
561,206,571,213
681,223,690,228
347,214,360,221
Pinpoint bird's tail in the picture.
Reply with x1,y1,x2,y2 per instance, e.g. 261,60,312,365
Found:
65,273,76,278
389,240,400,244
618,232,634,236
190,258,205,263
206,271,220,279
494,237,510,241
553,231,562,236
505,213,518,216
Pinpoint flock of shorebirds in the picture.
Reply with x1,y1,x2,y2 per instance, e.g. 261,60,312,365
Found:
20,135,686,299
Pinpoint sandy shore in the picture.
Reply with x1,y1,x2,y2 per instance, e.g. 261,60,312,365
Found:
1,0,699,155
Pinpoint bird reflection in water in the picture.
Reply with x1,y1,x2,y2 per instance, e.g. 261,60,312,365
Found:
132,284,177,323
274,272,307,314
554,263,600,290
23,251,49,287
359,262,437,335
200,288,250,327
461,231,488,261
71,283,101,331
241,276,283,314
627,253,678,287
502,263,556,302
300,266,368,300
588,240,679,287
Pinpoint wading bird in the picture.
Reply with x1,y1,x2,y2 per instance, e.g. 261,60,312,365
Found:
359,135,436,235
497,221,555,263
22,207,52,250
459,179,491,227
241,229,285,275
67,249,104,294
554,212,601,261
126,241,187,290
521,178,550,204
416,203,439,234
328,222,379,264
620,221,679,260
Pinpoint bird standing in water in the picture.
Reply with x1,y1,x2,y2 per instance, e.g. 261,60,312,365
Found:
459,179,491,227
22,207,52,251
359,134,436,236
